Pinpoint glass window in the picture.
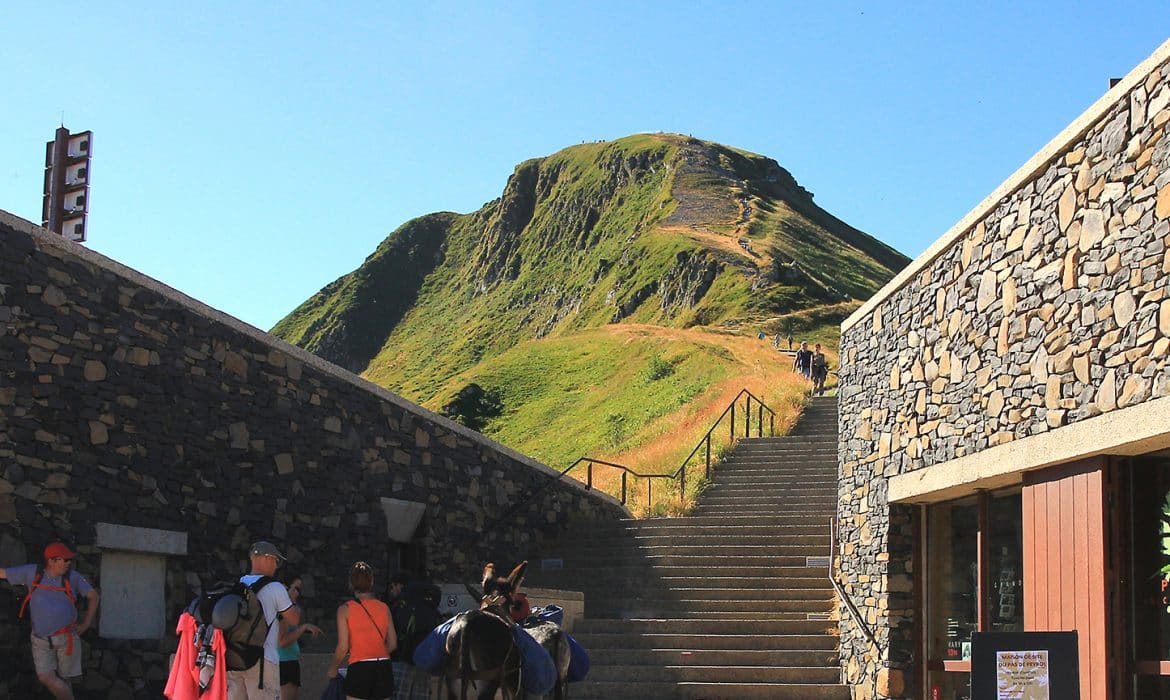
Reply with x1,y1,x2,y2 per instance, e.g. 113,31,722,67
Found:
928,496,978,662
988,492,1023,632
1130,458,1170,674
926,489,1023,700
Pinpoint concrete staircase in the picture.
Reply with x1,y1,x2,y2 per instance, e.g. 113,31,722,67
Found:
527,395,846,699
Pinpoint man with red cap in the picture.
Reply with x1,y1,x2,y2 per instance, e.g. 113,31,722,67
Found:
0,541,100,700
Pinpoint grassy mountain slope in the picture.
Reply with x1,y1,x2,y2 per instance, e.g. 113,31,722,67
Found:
272,133,908,497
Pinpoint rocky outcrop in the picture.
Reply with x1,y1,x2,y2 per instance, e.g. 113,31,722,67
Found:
659,250,721,314
475,160,540,290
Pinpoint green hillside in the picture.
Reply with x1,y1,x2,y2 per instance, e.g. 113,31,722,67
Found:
272,133,908,493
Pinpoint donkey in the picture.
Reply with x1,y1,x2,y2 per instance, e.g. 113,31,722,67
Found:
442,561,526,699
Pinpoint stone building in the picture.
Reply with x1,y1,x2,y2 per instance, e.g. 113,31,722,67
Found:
837,39,1170,699
0,210,626,698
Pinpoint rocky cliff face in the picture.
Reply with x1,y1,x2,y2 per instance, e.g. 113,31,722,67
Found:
272,133,909,399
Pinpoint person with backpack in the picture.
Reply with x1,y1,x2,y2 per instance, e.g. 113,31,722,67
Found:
327,561,397,700
227,541,299,700
388,572,438,700
0,541,100,700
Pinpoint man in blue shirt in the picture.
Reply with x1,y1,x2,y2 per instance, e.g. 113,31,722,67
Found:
1,541,100,700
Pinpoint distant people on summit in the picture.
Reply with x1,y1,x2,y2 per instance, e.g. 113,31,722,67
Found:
0,541,100,700
793,342,813,379
811,343,829,395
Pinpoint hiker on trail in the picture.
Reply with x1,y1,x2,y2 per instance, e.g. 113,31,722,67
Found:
0,541,100,700
787,333,794,350
328,561,396,700
793,341,813,379
228,541,299,700
388,571,437,700
811,343,829,395
277,572,322,700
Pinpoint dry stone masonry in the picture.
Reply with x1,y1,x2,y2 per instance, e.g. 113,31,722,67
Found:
837,52,1170,698
0,212,626,698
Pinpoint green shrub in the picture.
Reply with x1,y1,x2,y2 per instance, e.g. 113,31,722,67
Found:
644,355,675,381
604,412,627,446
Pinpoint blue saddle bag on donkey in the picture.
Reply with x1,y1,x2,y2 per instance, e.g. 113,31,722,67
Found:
529,605,589,682
413,614,557,694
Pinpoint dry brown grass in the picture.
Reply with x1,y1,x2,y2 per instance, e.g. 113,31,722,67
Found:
566,324,836,516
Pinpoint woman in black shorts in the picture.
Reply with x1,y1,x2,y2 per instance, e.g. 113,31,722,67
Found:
277,572,321,700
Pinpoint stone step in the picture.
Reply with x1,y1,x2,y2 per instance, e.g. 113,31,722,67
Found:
715,459,837,468
720,442,838,450
587,648,839,667
619,514,832,527
602,523,831,536
687,501,837,512
562,534,832,550
568,681,850,700
720,447,838,455
587,664,841,684
594,598,833,614
697,495,839,505
572,618,838,635
572,631,839,651
565,582,833,599
691,503,838,512
709,472,837,481
532,555,827,570
535,564,828,580
531,588,835,606
702,489,842,498
703,482,836,491
710,464,837,473
588,610,831,621
711,463,836,471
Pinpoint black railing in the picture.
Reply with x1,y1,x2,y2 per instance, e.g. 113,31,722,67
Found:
479,389,777,534
576,388,776,513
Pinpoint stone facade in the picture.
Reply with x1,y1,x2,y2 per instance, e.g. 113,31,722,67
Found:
0,212,626,698
837,45,1170,698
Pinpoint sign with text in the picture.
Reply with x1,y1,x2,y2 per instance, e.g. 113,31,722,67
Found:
971,632,1079,700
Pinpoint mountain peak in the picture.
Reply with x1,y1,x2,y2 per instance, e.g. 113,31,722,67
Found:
272,134,909,394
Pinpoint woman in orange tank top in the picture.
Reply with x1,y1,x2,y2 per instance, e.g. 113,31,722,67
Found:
326,562,397,700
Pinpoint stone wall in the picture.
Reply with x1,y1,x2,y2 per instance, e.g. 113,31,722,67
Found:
836,44,1170,698
0,211,627,698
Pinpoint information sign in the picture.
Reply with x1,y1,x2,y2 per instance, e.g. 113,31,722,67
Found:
970,631,1079,700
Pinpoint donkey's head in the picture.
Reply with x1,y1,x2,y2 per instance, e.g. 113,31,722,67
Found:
477,561,527,619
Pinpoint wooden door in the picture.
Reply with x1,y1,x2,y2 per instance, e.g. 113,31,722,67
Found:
1022,457,1110,700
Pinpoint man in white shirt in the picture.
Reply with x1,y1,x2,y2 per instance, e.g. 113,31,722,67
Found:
227,541,299,700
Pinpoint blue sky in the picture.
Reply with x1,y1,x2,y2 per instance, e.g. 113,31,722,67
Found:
2,3,1166,330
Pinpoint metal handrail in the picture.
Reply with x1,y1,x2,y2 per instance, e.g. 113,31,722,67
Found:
829,516,878,648
577,388,776,511
482,388,778,530
480,389,777,533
